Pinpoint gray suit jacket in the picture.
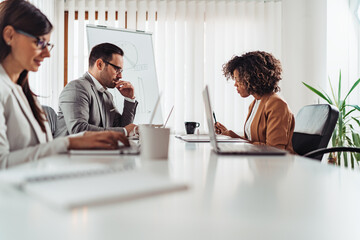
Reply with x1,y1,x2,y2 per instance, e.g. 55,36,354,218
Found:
56,73,138,137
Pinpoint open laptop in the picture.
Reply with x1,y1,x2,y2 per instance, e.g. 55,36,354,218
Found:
128,95,173,141
116,94,168,153
69,93,166,156
202,85,287,155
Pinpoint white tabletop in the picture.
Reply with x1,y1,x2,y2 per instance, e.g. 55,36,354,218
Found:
1,136,360,240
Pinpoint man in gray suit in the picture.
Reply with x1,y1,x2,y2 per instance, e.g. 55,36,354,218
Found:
56,43,138,137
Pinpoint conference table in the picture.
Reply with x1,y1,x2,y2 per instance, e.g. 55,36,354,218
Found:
1,136,360,240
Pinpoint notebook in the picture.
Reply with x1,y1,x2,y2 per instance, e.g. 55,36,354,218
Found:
202,85,287,155
0,162,187,209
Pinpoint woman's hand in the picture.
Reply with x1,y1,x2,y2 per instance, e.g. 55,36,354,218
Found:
214,123,244,138
214,122,228,135
68,131,129,150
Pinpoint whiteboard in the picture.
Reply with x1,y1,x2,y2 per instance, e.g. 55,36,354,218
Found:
86,25,162,125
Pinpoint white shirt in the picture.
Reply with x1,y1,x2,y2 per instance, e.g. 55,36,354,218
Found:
244,99,261,141
87,72,130,136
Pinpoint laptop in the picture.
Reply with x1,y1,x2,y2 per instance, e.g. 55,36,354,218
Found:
128,95,173,141
115,94,168,153
202,85,287,155
69,93,167,156
69,141,140,155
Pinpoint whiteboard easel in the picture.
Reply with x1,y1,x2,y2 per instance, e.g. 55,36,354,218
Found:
86,25,163,125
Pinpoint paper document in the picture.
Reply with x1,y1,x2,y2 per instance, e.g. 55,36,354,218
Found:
24,170,187,209
175,134,247,143
0,162,187,209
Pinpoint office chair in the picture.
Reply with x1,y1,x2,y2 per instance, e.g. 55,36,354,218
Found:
42,105,58,137
304,146,360,159
292,104,339,161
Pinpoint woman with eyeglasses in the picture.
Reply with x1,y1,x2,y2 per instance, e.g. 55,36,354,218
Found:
0,0,129,168
215,51,295,153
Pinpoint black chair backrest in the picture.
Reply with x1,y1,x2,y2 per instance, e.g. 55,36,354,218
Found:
292,104,339,160
42,105,58,137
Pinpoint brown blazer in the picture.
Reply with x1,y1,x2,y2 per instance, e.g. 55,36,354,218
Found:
244,93,295,153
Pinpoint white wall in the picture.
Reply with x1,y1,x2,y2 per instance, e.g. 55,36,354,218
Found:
281,0,327,115
327,0,360,107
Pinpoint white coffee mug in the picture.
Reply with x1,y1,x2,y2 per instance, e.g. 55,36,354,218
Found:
139,125,170,159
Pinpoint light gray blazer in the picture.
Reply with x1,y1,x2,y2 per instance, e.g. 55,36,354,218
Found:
0,65,68,169
56,73,138,136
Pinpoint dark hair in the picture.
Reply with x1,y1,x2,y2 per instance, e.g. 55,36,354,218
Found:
222,51,282,96
0,0,53,133
89,43,124,67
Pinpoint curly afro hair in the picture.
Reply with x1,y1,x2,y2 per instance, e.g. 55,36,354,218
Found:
222,51,282,96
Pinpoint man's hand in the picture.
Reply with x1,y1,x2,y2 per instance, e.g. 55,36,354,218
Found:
115,80,135,99
124,124,138,137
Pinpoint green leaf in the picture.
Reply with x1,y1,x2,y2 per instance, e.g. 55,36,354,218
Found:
352,117,360,127
345,136,353,146
338,70,342,105
355,152,360,161
344,109,356,118
323,92,334,105
329,77,338,107
332,132,337,146
302,82,332,104
351,153,354,169
344,151,348,167
339,100,346,112
347,104,360,111
344,78,360,102
352,132,360,146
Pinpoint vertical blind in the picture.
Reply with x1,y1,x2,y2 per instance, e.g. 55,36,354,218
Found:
33,0,282,134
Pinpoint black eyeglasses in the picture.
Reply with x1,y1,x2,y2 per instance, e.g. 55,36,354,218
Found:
103,60,123,74
15,29,54,52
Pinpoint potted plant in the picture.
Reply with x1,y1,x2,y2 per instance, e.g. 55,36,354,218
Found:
303,71,360,168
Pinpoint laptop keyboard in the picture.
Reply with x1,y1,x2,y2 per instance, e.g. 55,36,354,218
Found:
218,144,250,152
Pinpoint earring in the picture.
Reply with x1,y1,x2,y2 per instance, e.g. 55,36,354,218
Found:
6,42,10,46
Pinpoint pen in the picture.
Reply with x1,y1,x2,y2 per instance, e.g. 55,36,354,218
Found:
213,111,217,123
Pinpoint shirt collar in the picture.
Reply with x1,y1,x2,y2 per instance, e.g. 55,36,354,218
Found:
87,71,106,93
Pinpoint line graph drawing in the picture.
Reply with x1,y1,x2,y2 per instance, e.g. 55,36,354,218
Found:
114,41,138,70
111,40,148,114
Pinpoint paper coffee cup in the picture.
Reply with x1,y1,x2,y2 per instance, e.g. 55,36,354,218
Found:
139,125,170,159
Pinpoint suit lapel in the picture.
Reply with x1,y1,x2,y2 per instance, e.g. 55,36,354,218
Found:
0,70,44,143
84,73,106,127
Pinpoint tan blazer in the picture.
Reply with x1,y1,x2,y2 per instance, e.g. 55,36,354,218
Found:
245,93,295,153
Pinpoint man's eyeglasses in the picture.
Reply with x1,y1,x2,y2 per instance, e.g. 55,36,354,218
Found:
103,60,123,74
15,29,54,52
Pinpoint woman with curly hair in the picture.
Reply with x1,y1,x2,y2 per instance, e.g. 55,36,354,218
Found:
215,51,295,152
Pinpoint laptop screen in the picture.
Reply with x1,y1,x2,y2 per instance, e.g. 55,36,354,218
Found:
202,86,219,150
